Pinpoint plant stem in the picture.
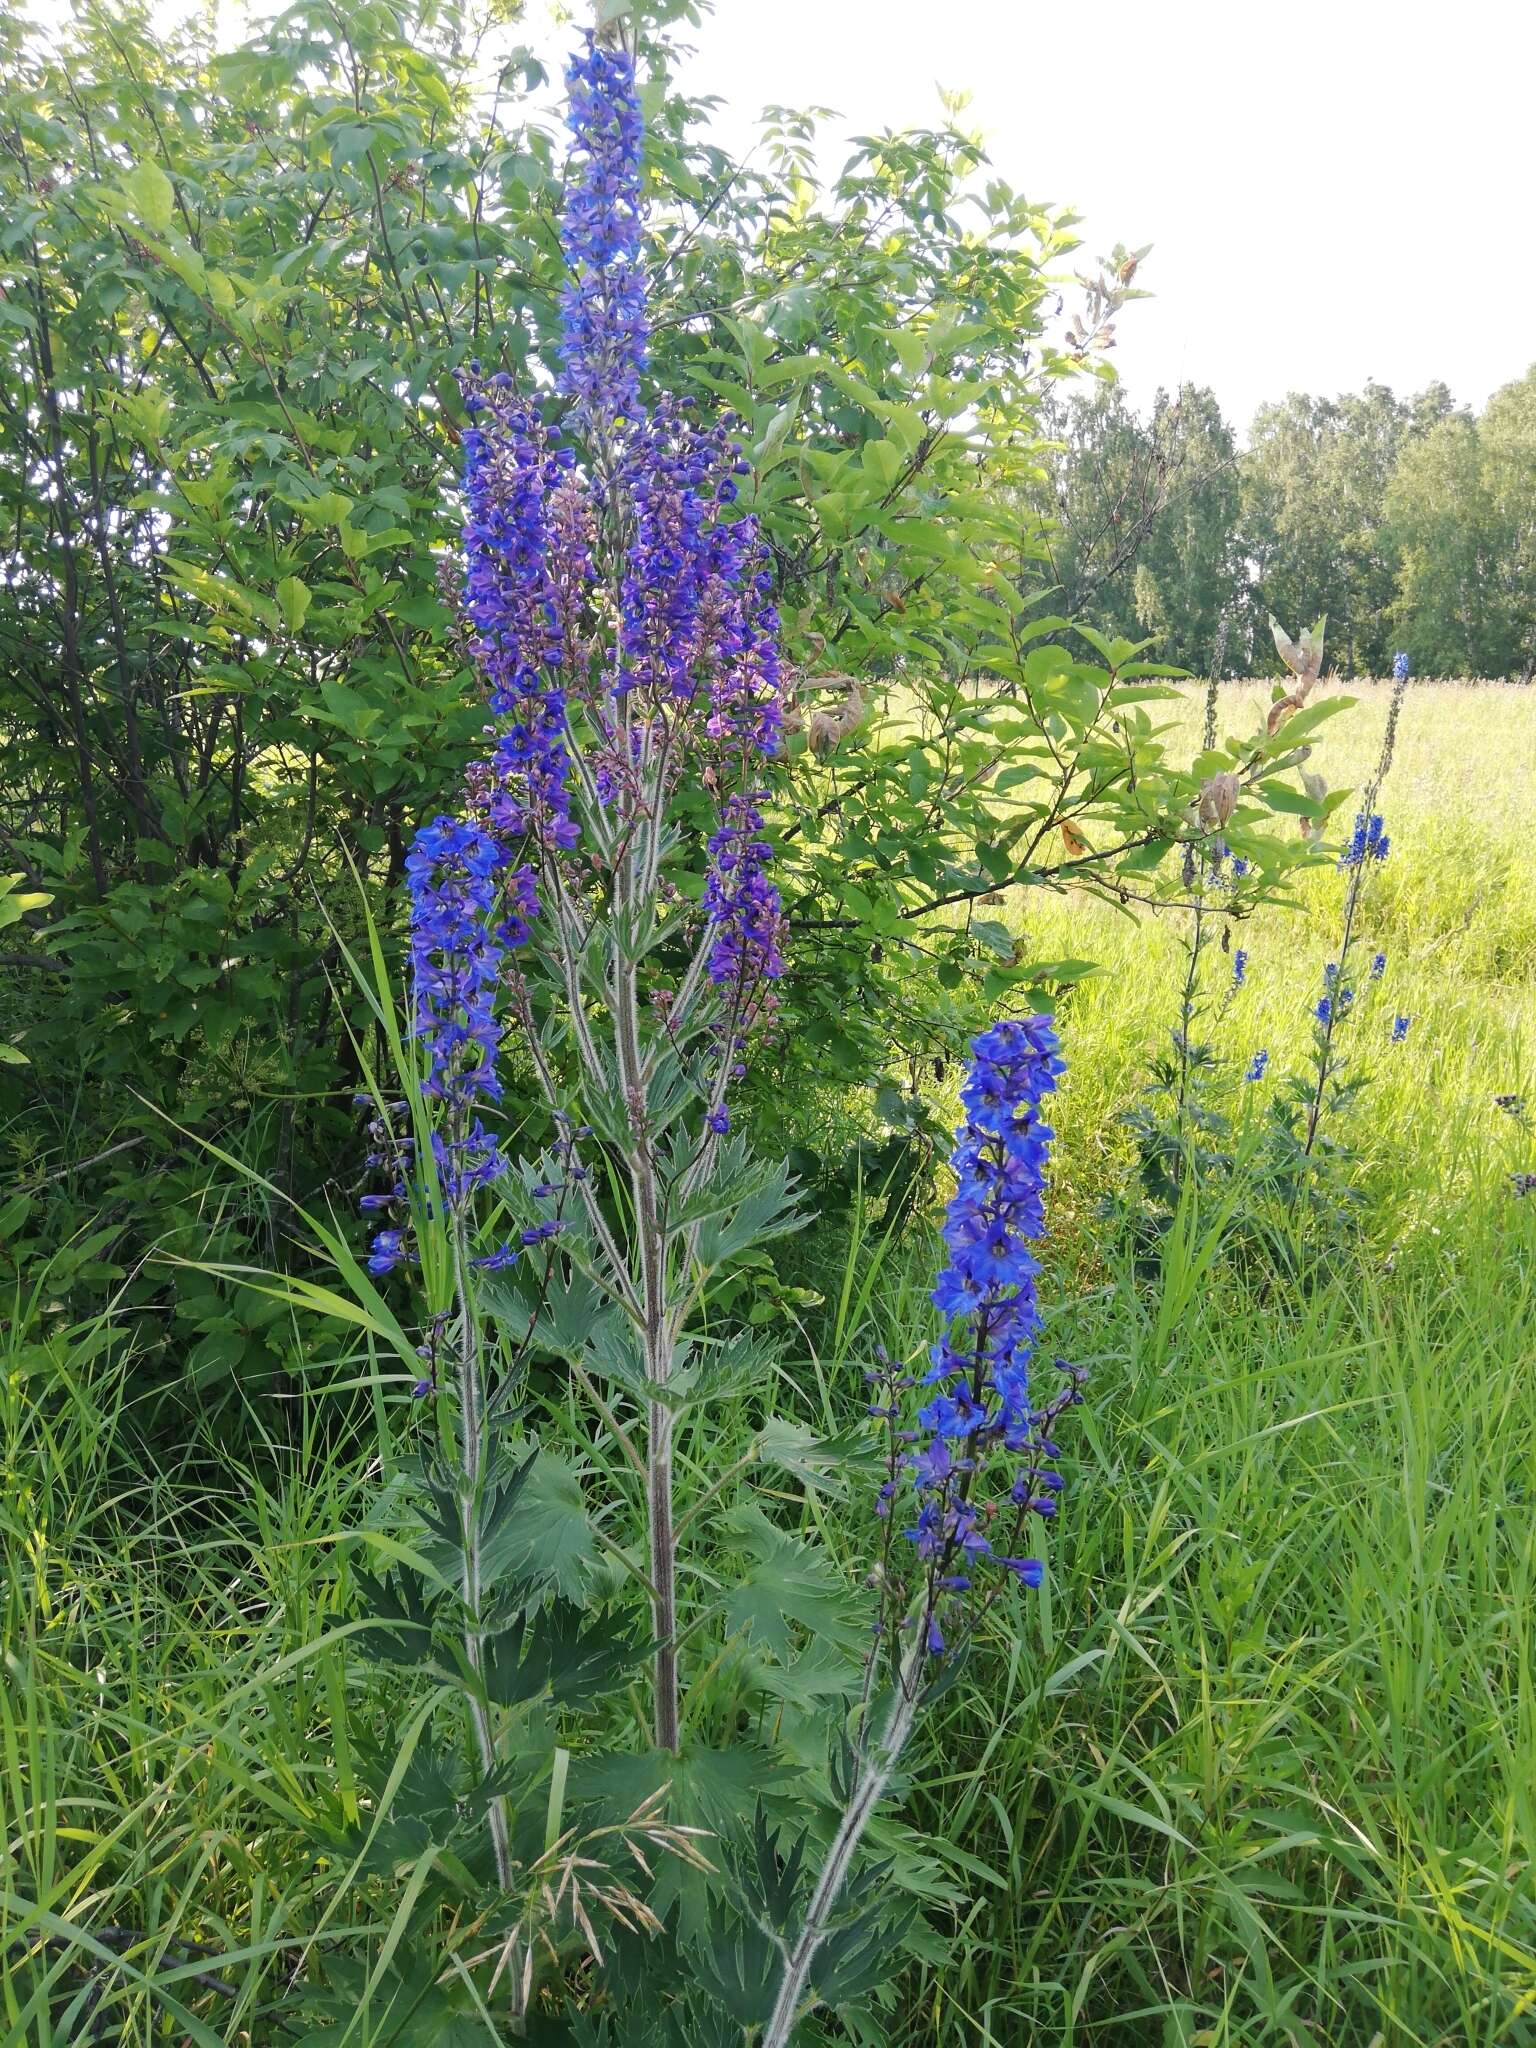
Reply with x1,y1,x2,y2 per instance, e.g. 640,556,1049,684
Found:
760,1650,923,2048
452,1216,514,1890
1302,665,1411,1158
610,810,681,1752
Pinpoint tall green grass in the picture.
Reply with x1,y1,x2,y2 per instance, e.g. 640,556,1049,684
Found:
3,681,1534,2043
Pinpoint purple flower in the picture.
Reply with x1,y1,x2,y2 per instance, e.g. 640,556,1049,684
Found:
368,1229,410,1277
704,792,786,996
559,35,648,430
405,816,532,1116
458,374,580,858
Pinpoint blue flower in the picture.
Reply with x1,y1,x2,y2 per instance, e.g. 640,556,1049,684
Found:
1315,995,1332,1025
707,1105,731,1136
1392,651,1410,683
471,1245,520,1272
1370,951,1387,979
1244,1049,1269,1082
1391,1014,1411,1043
458,374,579,858
1340,812,1389,868
1232,948,1248,987
368,1229,410,1276
890,1016,1083,1654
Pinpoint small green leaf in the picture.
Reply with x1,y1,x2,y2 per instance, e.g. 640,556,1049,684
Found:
122,159,175,233
276,575,311,632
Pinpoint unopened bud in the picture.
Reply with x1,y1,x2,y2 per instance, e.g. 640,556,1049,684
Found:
1197,771,1239,831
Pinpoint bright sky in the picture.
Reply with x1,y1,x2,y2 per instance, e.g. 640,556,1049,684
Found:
26,0,1534,433
659,0,1535,432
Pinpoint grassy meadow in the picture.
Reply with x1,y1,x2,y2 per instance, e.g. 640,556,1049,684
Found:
4,681,1535,2044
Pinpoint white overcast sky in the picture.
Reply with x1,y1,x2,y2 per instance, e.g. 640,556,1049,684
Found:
663,0,1535,432
25,0,1534,434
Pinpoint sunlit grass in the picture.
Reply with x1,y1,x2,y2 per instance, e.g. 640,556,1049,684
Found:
3,683,1534,2042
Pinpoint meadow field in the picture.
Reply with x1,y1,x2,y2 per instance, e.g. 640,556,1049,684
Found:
4,679,1534,2045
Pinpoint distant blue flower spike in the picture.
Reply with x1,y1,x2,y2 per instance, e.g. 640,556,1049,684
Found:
1340,811,1390,869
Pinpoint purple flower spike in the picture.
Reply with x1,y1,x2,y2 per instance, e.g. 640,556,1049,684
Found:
704,792,786,998
559,35,648,430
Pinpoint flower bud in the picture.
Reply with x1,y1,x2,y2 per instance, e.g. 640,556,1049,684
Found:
1197,771,1239,831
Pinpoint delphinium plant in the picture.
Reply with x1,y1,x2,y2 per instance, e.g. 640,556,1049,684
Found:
1251,649,1415,1206
305,19,1085,2041
1114,631,1417,1271
1116,632,1245,1226
753,1015,1083,2046
1112,618,1325,1256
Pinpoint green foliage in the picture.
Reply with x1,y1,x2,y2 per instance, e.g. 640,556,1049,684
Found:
1386,366,1536,679
8,680,1536,2048
0,0,1342,1389
1241,379,1458,675
1028,367,1536,681
1035,380,1243,670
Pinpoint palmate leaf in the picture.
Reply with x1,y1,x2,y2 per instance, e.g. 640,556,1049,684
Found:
814,1885,916,2011
689,1912,782,2028
692,1156,804,1269
720,1505,868,1660
742,1636,864,1715
483,1601,644,1712
350,1564,441,1668
755,1416,881,1500
476,1449,604,1603
482,1264,629,1376
564,1991,742,2048
294,1949,484,2047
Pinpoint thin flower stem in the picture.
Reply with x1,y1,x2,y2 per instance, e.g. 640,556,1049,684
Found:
610,779,681,1752
1302,664,1410,1158
760,1646,924,2048
451,1214,514,1892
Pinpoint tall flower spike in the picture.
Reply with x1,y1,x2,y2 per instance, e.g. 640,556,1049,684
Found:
361,818,538,1271
459,374,580,858
559,34,648,431
896,1015,1080,1655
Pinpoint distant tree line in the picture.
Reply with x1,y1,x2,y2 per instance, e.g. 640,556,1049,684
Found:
1033,365,1536,678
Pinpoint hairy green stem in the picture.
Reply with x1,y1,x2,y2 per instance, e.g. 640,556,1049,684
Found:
452,1217,514,1890
761,1650,923,2047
